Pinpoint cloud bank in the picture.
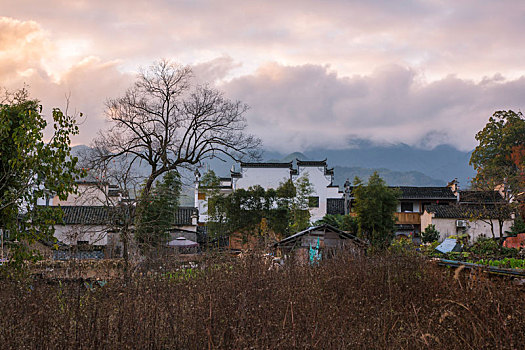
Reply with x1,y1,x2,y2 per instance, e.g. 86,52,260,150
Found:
0,0,524,151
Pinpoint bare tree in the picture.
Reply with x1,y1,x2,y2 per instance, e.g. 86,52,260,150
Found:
78,149,143,278
93,60,261,198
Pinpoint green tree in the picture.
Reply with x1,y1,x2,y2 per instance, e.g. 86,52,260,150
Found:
470,110,525,198
0,89,82,269
203,173,313,243
353,172,399,250
315,214,358,235
277,175,313,234
135,171,181,250
421,224,440,243
506,217,525,236
469,110,525,238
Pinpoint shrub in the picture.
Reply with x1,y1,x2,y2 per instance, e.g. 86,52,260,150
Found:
469,237,518,258
507,217,525,235
1,252,525,349
388,237,416,255
421,224,440,243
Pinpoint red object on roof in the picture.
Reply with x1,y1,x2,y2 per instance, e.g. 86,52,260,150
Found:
503,233,525,249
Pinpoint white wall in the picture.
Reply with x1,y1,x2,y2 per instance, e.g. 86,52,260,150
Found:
53,183,119,206
196,163,343,225
54,225,108,245
235,167,291,190
421,212,514,243
293,166,334,222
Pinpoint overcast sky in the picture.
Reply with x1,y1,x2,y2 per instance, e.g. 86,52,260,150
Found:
1,0,524,152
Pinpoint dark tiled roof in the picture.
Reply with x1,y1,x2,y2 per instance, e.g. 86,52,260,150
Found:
327,198,345,215
344,186,456,200
60,206,112,225
459,190,504,204
230,171,242,178
425,205,512,219
397,187,457,200
325,168,334,176
174,207,198,226
240,162,293,169
57,205,197,226
275,224,365,246
297,159,327,167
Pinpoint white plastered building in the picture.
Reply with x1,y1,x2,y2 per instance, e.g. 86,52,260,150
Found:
196,159,343,224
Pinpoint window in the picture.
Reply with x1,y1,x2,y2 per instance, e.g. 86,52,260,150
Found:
308,196,320,208
198,192,206,200
400,202,413,212
76,240,89,245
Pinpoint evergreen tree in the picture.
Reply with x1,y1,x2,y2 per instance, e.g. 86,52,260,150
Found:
353,172,399,250
135,171,181,250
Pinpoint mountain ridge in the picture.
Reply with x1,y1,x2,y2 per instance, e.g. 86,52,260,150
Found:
72,141,475,189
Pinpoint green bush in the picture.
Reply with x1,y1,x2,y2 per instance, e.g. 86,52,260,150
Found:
469,237,518,258
474,257,525,269
421,224,440,243
507,217,525,236
388,237,416,255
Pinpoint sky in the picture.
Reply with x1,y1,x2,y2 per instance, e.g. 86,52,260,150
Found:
1,0,525,153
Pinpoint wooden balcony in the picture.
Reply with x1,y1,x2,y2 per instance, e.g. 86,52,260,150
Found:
346,212,420,225
395,212,421,225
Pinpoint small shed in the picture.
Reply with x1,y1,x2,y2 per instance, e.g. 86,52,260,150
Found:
274,224,366,263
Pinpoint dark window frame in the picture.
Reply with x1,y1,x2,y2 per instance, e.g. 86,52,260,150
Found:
400,202,414,212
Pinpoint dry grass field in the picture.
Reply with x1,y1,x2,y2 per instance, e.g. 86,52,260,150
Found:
1,252,524,349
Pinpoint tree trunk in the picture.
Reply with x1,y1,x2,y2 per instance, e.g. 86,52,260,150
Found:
122,227,130,281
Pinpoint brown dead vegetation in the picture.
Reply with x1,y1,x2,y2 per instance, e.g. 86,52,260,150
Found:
0,251,524,349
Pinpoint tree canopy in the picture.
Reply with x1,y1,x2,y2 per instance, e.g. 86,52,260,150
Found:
0,89,82,268
352,172,399,250
92,60,261,198
469,110,525,234
315,214,358,236
202,172,313,243
135,171,181,250
470,110,525,199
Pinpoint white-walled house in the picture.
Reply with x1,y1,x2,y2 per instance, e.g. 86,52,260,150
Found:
53,206,112,246
421,205,513,242
196,159,343,224
233,162,292,190
52,178,122,207
292,160,341,222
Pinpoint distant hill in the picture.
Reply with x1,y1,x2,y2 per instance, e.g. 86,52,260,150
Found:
332,166,446,187
71,141,476,206
304,142,474,186
277,152,309,163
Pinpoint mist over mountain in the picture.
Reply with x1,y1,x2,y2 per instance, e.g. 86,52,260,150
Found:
333,167,445,187
264,142,475,187
72,141,475,206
